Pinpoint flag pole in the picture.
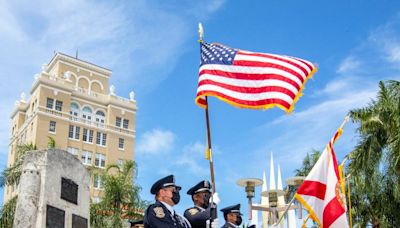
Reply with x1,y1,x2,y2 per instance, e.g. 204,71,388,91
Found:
198,22,217,193
199,23,218,222
205,97,217,193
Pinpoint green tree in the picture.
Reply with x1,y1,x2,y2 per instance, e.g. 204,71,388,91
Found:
0,143,37,228
0,143,37,188
294,149,321,177
348,80,400,227
90,161,149,228
0,196,17,228
47,136,56,149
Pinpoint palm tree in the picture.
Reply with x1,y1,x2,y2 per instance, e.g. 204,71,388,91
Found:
0,143,37,228
294,149,321,177
90,161,149,228
0,196,17,228
348,80,400,227
0,143,37,188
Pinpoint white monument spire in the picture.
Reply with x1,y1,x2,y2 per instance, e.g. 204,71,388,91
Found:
269,152,276,190
261,171,269,228
277,164,286,228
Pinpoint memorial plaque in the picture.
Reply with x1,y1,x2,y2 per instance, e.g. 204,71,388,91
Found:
72,214,88,228
46,205,65,228
61,177,78,204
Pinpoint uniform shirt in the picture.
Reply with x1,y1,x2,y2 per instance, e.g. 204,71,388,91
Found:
221,222,237,228
184,205,213,228
144,200,191,228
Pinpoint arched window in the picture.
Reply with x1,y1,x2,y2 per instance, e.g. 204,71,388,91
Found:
95,110,106,127
82,106,92,123
70,102,80,121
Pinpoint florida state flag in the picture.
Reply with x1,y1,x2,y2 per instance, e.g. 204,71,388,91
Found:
295,128,349,227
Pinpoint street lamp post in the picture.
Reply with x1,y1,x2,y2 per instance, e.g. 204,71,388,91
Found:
236,176,305,225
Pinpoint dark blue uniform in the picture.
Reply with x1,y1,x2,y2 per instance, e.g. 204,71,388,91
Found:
184,205,214,228
144,200,191,228
220,204,242,228
221,223,236,228
185,180,216,228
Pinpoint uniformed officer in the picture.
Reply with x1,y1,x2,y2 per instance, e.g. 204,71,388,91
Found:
144,175,191,228
184,180,220,228
220,204,243,228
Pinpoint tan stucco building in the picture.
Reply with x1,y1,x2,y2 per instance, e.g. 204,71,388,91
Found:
5,52,137,203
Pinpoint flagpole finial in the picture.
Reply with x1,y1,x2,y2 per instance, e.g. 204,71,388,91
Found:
339,115,351,130
198,22,204,43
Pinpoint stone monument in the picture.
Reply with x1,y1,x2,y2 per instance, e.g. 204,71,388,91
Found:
13,149,90,228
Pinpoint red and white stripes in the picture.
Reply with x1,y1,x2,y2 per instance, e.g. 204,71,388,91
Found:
196,44,317,112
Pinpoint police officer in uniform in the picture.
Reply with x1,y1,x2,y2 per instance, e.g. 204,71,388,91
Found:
220,204,243,228
144,175,191,228
184,180,219,228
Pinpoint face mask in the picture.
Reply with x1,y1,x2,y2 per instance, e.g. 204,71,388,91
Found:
202,194,211,208
172,191,180,204
235,215,242,226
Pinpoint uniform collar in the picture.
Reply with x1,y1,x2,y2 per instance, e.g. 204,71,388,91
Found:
195,205,206,211
160,201,174,215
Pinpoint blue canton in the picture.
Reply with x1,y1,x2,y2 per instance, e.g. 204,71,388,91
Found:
200,42,237,66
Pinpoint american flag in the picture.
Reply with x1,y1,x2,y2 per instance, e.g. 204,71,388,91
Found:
195,42,317,112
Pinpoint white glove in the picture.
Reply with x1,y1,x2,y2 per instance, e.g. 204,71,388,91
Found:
209,192,220,205
211,218,219,228
206,218,219,228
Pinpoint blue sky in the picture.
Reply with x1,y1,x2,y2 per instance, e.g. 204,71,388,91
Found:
1,0,400,225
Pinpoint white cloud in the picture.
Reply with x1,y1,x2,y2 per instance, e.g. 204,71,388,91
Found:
365,13,400,67
175,141,209,176
336,56,361,74
0,0,226,93
136,129,176,154
383,42,400,63
254,15,400,176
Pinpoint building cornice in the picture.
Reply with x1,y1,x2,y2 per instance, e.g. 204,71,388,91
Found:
47,52,112,77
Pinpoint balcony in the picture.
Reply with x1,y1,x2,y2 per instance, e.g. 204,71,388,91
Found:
33,72,137,109
37,106,135,136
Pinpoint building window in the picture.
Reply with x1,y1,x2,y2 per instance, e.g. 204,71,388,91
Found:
95,153,106,168
67,147,79,156
49,121,56,133
95,111,105,127
81,151,92,165
46,98,54,109
68,125,80,140
118,138,124,149
93,174,103,189
70,102,79,121
115,117,122,127
96,132,107,146
82,106,92,123
123,119,129,129
31,100,36,112
83,128,94,143
55,100,63,111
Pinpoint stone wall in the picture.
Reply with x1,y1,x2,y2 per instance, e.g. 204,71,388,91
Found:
14,149,90,228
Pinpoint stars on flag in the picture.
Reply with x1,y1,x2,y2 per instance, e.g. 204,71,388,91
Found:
200,43,237,66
